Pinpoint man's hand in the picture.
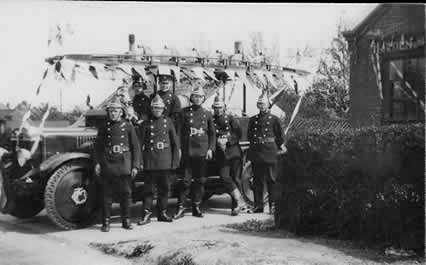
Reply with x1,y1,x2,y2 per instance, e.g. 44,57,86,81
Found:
131,168,138,178
277,144,288,155
178,149,182,160
94,163,101,176
206,149,213,160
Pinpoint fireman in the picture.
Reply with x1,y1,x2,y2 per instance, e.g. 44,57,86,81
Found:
152,70,182,135
174,86,215,219
137,95,181,225
211,95,251,216
94,98,141,232
247,91,287,214
132,76,151,122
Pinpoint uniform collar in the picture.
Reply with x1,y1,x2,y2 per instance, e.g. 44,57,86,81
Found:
150,114,164,120
258,110,269,117
158,90,170,96
191,104,202,111
108,118,123,124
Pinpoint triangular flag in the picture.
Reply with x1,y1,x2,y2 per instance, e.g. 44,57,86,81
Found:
116,65,132,76
203,68,218,82
54,61,61,73
42,68,49,80
36,84,42,96
71,65,77,82
89,65,98,79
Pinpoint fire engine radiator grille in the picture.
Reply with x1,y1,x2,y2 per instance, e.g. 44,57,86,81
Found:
76,135,97,148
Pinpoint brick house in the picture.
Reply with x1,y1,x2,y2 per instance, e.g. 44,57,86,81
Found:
343,4,425,127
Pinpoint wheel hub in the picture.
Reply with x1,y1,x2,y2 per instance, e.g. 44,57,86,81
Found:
71,187,88,205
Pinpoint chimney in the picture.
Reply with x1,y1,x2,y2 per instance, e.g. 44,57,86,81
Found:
234,41,242,54
129,34,135,53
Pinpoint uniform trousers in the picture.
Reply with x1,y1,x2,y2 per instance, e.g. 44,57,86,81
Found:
178,156,207,205
218,158,242,209
218,158,242,193
143,170,170,211
252,162,277,209
102,175,132,219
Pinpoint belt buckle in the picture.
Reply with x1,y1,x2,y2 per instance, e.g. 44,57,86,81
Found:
156,142,164,150
190,127,197,136
112,145,121,153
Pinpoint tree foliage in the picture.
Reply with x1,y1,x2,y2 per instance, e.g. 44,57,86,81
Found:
309,22,350,119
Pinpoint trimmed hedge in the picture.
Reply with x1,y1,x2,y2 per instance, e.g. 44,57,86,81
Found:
276,123,425,253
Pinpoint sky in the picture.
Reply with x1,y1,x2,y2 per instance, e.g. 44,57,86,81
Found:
0,1,378,111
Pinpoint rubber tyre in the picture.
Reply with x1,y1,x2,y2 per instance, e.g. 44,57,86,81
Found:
44,160,101,230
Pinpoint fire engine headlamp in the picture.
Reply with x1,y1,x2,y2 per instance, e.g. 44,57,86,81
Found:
17,148,31,167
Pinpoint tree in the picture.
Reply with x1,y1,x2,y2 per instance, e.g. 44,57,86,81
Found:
310,21,350,119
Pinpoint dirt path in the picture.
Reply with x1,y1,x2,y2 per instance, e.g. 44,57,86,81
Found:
0,196,422,265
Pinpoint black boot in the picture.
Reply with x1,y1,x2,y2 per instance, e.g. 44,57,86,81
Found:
173,205,186,219
192,202,203,218
101,218,110,232
137,210,152,226
122,218,134,230
252,206,264,213
158,210,173,222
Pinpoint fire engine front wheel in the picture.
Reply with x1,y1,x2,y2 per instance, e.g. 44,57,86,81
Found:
44,160,101,230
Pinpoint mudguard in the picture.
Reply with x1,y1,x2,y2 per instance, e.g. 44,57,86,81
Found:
39,152,92,179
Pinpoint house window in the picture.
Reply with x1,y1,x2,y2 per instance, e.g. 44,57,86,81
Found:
387,56,425,122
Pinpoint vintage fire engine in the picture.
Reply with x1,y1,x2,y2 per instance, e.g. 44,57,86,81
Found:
0,37,308,229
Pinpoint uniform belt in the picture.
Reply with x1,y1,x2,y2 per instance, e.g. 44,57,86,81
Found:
190,127,205,136
251,137,275,144
151,142,170,150
109,145,130,154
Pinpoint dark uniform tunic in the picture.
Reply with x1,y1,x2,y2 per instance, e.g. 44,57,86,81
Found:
94,118,141,219
151,90,182,135
213,113,242,194
132,93,151,121
139,115,180,211
247,111,284,209
178,105,216,204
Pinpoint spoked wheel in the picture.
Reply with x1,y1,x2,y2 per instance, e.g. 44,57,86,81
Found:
240,160,269,207
44,160,101,230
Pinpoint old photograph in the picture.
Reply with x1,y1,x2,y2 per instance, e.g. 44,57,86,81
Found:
0,2,424,265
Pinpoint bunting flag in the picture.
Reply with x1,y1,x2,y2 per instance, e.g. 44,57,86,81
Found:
116,65,133,76
70,64,77,82
86,94,93,109
36,84,42,96
88,65,98,79
203,68,218,82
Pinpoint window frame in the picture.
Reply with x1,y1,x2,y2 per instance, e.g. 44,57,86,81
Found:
381,47,425,123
